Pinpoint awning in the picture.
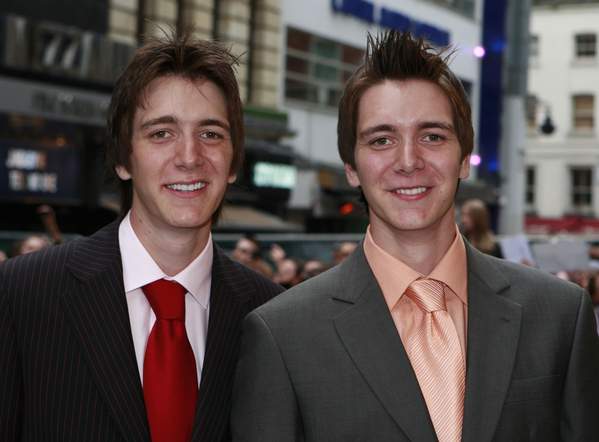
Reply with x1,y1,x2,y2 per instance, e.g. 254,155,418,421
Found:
216,205,303,233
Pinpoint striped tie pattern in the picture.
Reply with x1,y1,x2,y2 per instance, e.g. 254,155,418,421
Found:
404,278,465,442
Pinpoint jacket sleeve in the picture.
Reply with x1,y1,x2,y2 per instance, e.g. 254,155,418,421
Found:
231,310,304,442
0,279,22,441
560,289,599,441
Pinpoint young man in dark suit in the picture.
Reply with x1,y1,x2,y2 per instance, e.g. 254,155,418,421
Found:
0,34,282,442
232,31,599,442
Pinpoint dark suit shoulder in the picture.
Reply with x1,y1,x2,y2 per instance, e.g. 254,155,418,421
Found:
0,239,77,293
0,222,120,308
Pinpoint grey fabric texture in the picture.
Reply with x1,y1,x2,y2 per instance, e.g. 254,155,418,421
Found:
232,240,599,442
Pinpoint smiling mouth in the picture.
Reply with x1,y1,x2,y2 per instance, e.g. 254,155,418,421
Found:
165,181,206,192
394,186,428,196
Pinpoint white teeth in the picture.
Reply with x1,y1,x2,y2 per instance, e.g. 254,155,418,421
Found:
395,187,427,196
166,181,206,192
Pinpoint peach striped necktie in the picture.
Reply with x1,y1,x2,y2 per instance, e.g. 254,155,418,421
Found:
404,278,465,442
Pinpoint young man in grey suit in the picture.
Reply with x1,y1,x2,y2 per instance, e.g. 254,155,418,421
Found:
232,31,599,442
0,35,282,442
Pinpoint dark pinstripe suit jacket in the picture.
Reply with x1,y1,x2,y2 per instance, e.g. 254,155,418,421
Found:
0,221,283,442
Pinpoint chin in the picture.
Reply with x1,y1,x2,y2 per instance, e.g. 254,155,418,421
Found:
167,213,210,229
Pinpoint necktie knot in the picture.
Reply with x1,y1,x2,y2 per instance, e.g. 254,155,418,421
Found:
406,278,446,312
142,279,186,320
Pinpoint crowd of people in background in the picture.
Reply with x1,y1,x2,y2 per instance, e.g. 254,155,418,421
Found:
2,201,594,307
231,235,356,289
5,199,599,335
225,197,599,339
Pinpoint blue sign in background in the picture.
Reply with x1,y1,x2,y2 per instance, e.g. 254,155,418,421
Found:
331,0,450,46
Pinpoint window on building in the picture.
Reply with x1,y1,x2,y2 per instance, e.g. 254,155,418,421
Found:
526,95,539,130
570,167,593,213
575,33,596,58
572,94,595,132
525,166,536,210
529,34,539,59
285,28,364,108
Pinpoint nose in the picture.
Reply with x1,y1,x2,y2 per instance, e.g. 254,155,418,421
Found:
174,133,203,169
393,138,424,175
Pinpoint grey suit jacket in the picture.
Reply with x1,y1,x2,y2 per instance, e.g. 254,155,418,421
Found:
232,241,599,442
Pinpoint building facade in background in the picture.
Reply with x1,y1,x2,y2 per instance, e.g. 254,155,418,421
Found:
526,0,599,233
279,0,485,231
0,0,486,239
0,0,302,237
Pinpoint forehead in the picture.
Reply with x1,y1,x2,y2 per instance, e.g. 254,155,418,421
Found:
135,75,228,119
357,79,453,127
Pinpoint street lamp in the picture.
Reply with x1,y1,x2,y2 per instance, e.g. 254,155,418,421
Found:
539,103,556,135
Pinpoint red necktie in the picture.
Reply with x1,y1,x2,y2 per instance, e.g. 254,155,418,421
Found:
143,279,198,442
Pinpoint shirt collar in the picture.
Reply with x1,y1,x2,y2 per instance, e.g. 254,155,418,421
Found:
118,211,213,309
428,225,468,305
363,224,467,310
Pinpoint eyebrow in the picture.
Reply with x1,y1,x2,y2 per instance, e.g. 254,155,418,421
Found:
139,116,231,132
358,124,396,139
358,121,455,139
419,121,455,132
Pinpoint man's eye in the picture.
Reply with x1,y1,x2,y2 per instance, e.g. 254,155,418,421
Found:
370,137,392,146
150,130,171,139
423,133,445,143
201,131,222,139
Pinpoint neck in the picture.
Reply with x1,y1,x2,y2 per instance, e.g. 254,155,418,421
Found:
129,211,210,276
370,221,456,276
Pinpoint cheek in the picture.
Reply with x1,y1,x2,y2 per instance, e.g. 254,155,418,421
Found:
357,156,388,182
207,145,234,168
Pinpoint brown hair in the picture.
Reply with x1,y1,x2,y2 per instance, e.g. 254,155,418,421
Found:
337,30,474,168
106,32,244,217
461,199,497,253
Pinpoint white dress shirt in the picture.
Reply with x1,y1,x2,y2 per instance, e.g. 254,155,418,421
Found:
118,212,212,385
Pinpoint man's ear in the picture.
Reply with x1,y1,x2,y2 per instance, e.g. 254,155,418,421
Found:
115,164,132,181
459,155,471,180
344,163,361,188
227,173,237,184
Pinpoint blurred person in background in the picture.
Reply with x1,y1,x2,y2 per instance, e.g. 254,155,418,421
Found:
459,198,503,258
273,258,302,289
231,235,273,278
332,241,357,264
0,33,282,442
231,235,257,265
37,204,63,245
0,250,7,263
13,234,51,256
300,259,327,282
9,205,62,258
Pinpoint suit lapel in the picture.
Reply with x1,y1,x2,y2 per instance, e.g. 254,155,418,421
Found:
61,221,149,442
192,246,251,442
334,247,437,442
461,245,522,442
